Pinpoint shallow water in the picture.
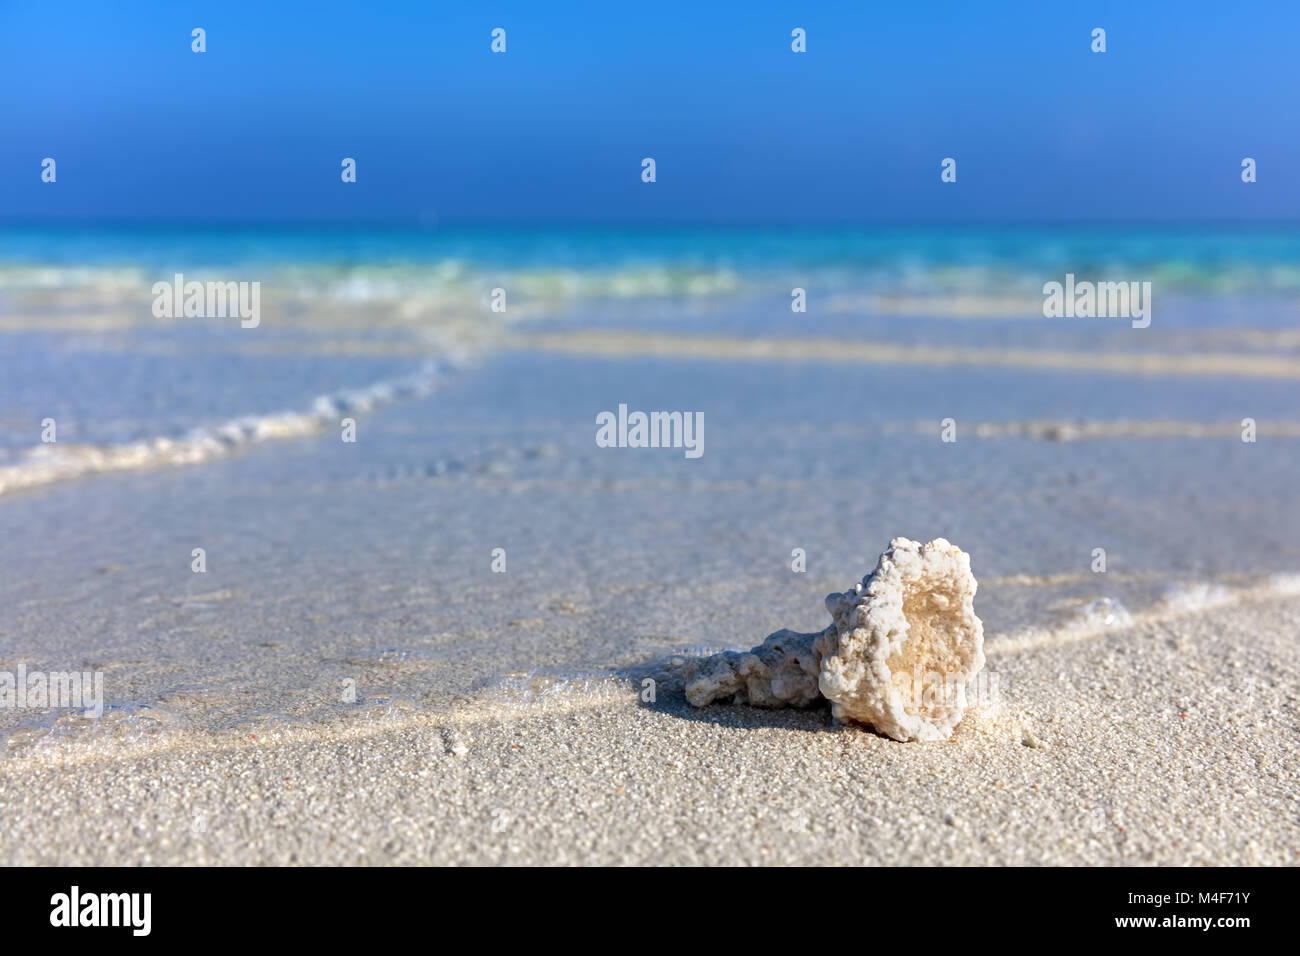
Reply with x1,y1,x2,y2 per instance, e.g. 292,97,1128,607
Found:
1,225,1298,757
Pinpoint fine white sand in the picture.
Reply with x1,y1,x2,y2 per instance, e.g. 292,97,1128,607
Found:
2,590,1295,866
3,328,1298,866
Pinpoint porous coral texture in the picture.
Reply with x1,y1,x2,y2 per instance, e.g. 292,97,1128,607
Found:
819,538,984,741
684,538,984,742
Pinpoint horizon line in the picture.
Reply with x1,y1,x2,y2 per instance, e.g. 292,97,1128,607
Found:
2,217,1300,231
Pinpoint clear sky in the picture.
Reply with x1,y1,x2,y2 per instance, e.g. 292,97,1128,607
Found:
2,0,1297,224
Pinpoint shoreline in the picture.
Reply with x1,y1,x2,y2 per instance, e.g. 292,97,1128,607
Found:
2,338,1297,865
3,590,1296,865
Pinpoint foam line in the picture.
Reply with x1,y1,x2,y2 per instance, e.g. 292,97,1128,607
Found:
0,361,442,497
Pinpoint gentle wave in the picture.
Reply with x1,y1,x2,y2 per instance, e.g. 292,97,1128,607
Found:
968,420,1300,441
4,252,1300,327
520,330,1300,379
0,261,744,300
4,570,1299,767
986,573,1300,655
0,361,444,496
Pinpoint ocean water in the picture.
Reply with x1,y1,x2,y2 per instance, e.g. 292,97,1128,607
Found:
3,223,1297,447
1,224,1298,753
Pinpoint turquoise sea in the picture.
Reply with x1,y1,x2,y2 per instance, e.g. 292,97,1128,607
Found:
2,223,1299,449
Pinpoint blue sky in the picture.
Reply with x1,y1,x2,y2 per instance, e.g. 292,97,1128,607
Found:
1,0,1297,224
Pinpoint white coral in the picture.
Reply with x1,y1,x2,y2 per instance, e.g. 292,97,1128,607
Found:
684,538,984,742
683,629,823,710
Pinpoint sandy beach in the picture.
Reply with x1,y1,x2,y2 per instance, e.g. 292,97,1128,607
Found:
2,589,1296,866
3,309,1298,864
